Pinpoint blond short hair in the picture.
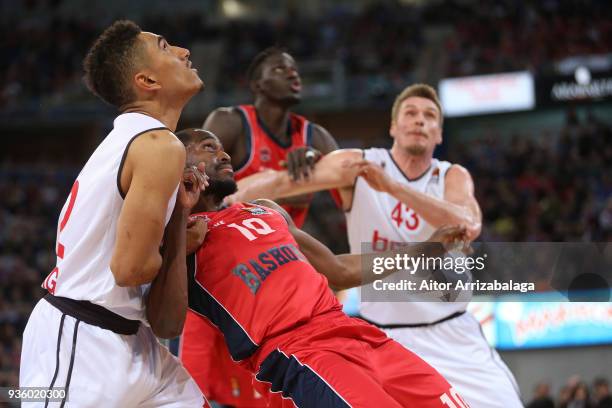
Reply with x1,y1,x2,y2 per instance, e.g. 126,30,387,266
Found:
391,83,443,124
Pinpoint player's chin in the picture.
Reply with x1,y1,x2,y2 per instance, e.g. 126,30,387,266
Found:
283,94,301,105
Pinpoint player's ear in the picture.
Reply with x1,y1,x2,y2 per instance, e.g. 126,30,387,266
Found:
389,120,397,139
134,71,161,92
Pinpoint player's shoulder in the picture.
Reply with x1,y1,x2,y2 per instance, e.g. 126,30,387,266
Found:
251,198,281,211
250,199,293,225
203,106,244,142
207,106,249,124
131,129,185,157
446,163,472,178
362,147,389,161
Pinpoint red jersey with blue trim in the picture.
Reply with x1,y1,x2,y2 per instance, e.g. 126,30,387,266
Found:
188,202,341,366
234,104,312,227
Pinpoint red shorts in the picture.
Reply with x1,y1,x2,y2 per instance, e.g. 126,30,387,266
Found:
252,310,469,408
180,310,267,407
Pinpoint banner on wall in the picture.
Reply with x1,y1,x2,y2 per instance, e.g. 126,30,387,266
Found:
439,71,535,117
493,298,612,349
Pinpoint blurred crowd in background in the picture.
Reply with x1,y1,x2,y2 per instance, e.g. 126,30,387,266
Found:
526,376,612,408
2,0,612,109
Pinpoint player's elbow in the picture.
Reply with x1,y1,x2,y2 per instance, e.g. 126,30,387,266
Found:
111,254,161,287
465,218,482,241
328,262,360,291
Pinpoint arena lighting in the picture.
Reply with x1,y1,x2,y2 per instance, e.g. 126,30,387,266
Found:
439,71,535,117
221,0,247,18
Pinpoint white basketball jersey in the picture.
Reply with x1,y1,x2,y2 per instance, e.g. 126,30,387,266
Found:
346,148,470,325
42,113,178,322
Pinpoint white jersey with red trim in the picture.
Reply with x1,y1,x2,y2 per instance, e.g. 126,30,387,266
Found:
346,147,470,325
42,112,178,322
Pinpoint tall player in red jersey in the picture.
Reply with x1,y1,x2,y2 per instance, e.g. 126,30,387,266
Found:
178,128,471,408
203,46,339,227
182,47,339,407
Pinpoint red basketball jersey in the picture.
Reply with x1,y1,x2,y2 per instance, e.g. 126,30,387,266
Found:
188,202,341,367
234,105,312,227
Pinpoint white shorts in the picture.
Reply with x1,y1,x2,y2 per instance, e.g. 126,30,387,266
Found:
383,311,524,408
20,298,206,407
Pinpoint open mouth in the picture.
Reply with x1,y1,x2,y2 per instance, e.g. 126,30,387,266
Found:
290,81,302,93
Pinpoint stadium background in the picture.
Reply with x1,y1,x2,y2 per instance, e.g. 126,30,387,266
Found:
0,0,610,406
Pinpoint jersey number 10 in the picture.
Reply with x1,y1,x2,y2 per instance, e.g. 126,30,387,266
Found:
227,218,276,241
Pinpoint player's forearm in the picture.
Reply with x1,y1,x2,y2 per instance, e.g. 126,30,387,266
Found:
235,170,289,202
388,182,481,239
333,242,445,290
146,206,189,339
235,151,359,202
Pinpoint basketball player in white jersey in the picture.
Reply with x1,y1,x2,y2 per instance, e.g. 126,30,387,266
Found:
20,21,208,407
231,84,524,407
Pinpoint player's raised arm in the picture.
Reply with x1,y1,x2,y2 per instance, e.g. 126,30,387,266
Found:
233,148,363,203
110,130,186,287
255,199,466,290
354,161,482,241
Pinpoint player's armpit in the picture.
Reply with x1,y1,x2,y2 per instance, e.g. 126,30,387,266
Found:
111,130,186,287
233,149,364,203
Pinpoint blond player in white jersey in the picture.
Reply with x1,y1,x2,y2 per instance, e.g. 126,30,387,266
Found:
232,84,524,407
20,21,209,407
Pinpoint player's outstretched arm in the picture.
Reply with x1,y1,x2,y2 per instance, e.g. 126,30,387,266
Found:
354,161,482,241
233,149,363,203
254,199,466,290
110,130,186,287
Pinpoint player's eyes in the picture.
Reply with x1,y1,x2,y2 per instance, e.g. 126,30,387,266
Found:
202,144,216,152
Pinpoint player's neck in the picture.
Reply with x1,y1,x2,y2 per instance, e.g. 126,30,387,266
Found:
253,100,291,142
390,146,433,179
122,100,184,132
193,195,222,213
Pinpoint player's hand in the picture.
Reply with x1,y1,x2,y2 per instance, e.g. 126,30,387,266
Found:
180,163,209,210
349,160,396,193
427,225,472,254
283,147,322,182
186,215,208,254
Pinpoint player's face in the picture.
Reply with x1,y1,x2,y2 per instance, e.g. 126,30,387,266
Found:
138,32,204,97
255,53,301,104
390,97,442,156
186,131,234,184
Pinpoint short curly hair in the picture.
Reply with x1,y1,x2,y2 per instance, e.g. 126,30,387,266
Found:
246,46,287,82
83,20,144,107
